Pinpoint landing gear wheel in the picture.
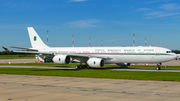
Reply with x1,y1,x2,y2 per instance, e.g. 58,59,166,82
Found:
156,66,161,70
75,65,79,69
84,65,90,69
86,65,90,69
75,65,83,69
78,65,82,69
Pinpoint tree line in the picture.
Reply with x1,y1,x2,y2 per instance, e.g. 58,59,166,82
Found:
0,51,32,55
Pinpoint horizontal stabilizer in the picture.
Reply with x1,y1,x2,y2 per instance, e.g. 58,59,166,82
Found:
9,46,38,51
2,46,11,51
13,50,53,54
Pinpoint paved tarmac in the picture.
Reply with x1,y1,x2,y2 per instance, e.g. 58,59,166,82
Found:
0,74,180,101
0,59,36,63
150,59,180,66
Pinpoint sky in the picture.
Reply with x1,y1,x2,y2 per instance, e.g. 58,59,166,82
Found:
0,0,180,51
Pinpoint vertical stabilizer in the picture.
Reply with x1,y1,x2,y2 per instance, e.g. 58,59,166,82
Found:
27,27,49,49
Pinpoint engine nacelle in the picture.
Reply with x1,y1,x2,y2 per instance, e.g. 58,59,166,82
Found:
52,55,70,64
116,63,131,66
87,58,104,68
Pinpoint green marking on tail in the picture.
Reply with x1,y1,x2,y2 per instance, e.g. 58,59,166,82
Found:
34,36,36,41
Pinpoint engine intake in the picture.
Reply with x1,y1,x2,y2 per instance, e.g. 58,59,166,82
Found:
87,58,104,68
52,55,70,64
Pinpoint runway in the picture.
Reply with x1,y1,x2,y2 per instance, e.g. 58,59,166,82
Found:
0,59,36,63
0,74,180,101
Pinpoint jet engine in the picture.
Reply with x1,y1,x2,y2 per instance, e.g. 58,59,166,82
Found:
87,58,104,68
116,63,131,66
52,55,70,64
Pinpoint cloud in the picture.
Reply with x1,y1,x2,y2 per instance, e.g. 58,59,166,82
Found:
64,19,100,28
137,8,151,11
159,3,180,10
145,11,180,19
138,2,180,19
69,0,88,2
144,1,160,4
144,0,171,4
113,21,142,26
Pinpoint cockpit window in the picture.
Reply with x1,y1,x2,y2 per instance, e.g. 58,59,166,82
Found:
166,51,174,53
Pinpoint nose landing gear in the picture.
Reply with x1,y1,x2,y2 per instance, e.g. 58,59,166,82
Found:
156,66,161,70
156,63,161,70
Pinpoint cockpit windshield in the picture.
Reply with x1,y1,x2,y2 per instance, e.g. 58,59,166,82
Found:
166,51,174,53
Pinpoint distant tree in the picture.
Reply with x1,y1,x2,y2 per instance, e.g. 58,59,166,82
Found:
0,51,33,55
172,50,180,54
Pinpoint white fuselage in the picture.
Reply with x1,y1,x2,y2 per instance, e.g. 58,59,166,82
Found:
36,46,177,64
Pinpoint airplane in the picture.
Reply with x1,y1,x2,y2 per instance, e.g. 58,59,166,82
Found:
8,27,178,70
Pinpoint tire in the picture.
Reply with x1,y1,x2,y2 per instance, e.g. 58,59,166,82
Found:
75,65,79,69
156,67,161,70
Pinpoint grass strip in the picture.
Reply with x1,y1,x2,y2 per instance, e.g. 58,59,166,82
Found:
0,67,180,81
1,63,180,69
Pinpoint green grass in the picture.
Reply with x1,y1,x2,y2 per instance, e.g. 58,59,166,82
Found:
0,55,35,59
0,67,180,81
0,63,180,81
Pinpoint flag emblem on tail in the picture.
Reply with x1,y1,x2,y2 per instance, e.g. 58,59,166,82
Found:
34,36,36,41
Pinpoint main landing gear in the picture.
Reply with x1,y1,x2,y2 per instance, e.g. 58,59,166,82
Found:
156,63,162,70
75,65,90,69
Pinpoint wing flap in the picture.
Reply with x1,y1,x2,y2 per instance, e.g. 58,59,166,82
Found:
59,53,112,60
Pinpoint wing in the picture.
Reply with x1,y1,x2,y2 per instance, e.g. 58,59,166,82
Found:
56,53,112,64
67,54,111,60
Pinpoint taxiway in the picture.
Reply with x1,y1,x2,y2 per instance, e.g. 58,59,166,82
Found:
0,74,180,101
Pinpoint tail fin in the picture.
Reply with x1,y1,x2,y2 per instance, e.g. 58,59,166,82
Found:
27,27,49,49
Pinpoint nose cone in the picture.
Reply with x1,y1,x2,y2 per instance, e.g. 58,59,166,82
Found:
177,54,180,59
173,53,178,59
